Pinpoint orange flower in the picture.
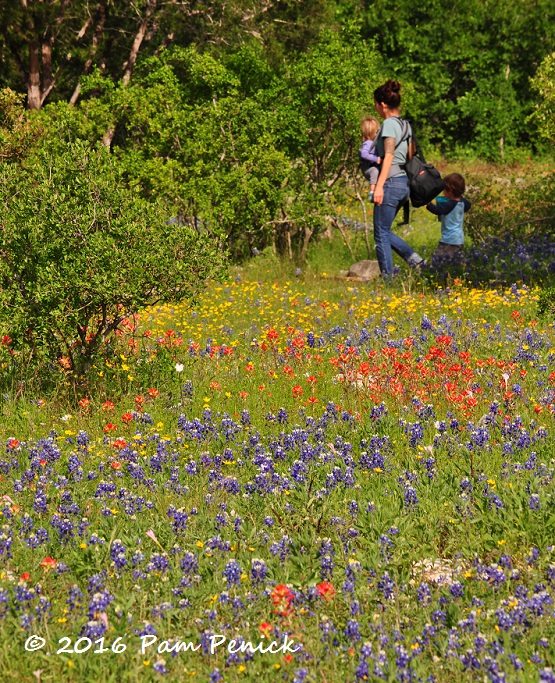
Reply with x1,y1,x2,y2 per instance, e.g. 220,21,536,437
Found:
102,401,115,412
113,438,127,450
103,423,118,433
316,582,336,601
271,584,294,616
121,413,134,424
40,556,57,572
259,622,273,636
292,385,303,397
148,387,159,398
78,398,91,409
20,572,31,581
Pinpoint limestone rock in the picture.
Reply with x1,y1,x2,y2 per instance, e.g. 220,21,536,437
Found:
347,260,380,280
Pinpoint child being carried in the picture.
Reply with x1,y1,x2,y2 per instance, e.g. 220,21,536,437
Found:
358,117,381,202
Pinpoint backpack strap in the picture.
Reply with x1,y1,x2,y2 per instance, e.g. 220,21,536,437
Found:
392,116,411,149
386,116,412,178
401,118,427,163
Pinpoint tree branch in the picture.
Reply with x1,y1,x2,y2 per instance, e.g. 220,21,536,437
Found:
122,0,157,86
70,0,107,105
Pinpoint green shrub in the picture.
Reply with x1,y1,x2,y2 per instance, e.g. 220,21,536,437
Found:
530,52,555,145
464,168,555,245
0,142,225,384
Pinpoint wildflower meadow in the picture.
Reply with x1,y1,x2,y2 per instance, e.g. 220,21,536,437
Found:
1,3,554,680
1,270,555,682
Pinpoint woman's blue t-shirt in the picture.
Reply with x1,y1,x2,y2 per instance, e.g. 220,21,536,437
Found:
375,117,411,175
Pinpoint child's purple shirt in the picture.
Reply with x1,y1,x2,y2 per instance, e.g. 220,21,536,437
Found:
358,139,379,164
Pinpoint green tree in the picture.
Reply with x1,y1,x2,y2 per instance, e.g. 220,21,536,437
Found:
268,30,385,258
530,52,555,144
35,36,385,262
0,0,335,109
359,0,555,157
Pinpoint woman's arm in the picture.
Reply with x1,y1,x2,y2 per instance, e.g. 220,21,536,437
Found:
373,137,395,206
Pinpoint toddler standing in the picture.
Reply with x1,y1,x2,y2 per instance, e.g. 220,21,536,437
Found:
358,117,381,202
426,173,471,261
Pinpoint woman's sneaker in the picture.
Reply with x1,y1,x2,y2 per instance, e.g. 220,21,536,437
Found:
406,253,426,268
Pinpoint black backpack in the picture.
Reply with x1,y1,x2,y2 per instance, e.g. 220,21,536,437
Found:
395,119,445,208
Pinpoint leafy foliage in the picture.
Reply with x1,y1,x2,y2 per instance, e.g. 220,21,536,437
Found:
0,143,225,379
530,52,555,145
360,0,555,159
32,35,384,261
464,169,555,245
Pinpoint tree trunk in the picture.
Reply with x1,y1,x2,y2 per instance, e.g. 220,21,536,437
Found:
70,1,107,106
299,225,314,262
41,40,53,96
27,40,42,110
123,0,157,86
103,0,157,147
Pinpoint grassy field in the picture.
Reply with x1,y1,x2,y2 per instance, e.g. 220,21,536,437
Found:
1,177,555,682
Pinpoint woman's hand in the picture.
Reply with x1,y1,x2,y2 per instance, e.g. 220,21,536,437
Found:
374,138,394,206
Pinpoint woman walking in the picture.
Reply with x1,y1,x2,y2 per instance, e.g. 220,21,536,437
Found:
372,80,424,275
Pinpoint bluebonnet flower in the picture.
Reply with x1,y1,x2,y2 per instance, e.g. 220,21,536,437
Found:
87,571,106,593
379,534,394,563
49,515,75,543
270,535,292,562
249,558,267,586
344,619,362,642
528,547,541,565
82,619,107,639
417,582,431,605
318,539,335,580
293,669,309,683
154,660,169,674
529,494,541,510
378,572,395,599
449,581,464,598
146,553,170,574
110,539,128,569
87,590,114,617
222,559,242,586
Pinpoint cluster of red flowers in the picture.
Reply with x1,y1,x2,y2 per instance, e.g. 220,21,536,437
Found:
270,584,294,616
327,337,521,417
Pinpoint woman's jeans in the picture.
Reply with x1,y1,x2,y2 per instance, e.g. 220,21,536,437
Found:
373,176,415,275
